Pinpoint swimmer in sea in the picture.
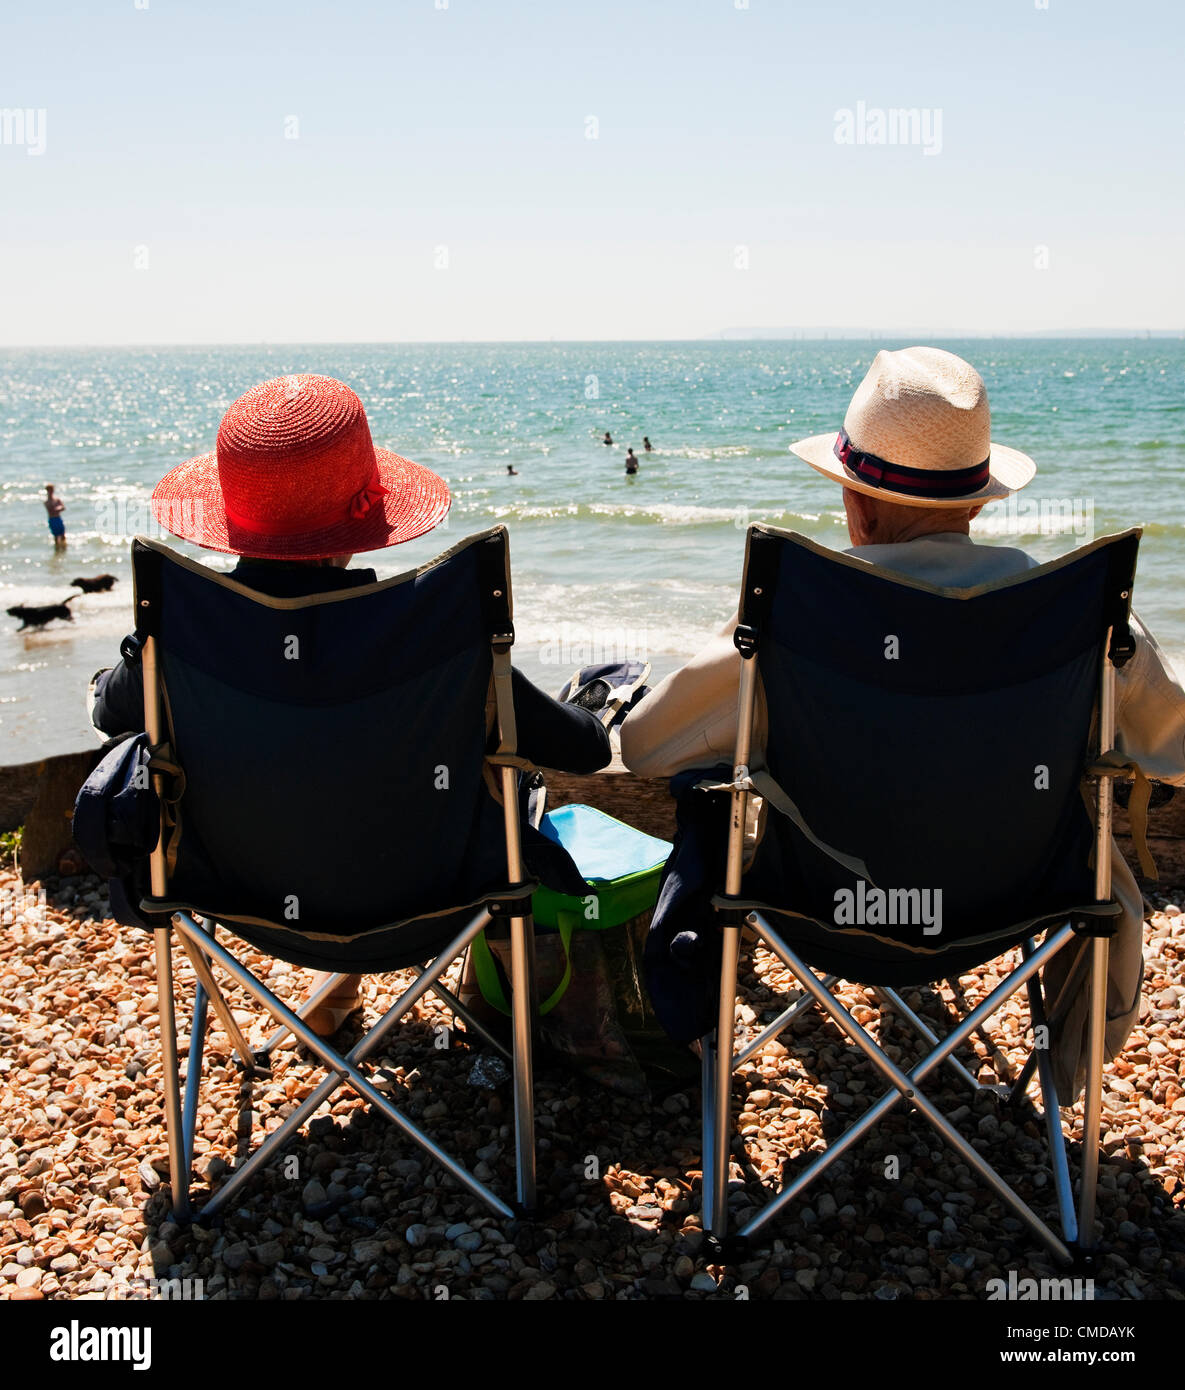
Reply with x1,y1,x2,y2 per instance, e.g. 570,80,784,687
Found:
603,431,613,446
625,448,639,475
642,436,652,452
44,484,66,549
507,465,519,475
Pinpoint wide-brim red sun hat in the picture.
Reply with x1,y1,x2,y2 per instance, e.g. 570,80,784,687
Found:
151,374,451,559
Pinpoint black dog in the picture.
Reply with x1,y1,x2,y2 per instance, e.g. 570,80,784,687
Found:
70,574,117,594
8,595,78,631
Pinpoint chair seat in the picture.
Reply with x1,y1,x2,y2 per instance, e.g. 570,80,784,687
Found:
714,896,1122,988
142,882,538,974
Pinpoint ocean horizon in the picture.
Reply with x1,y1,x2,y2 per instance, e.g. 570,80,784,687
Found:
2,338,1182,763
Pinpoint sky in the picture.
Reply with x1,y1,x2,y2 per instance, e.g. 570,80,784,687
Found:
1,0,1182,344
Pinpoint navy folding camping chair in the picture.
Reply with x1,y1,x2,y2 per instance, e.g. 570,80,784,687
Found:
129,526,544,1223
700,525,1143,1265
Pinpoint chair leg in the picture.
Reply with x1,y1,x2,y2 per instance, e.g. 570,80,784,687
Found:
1079,647,1117,1252
427,975,511,1058
1077,935,1110,1248
739,915,1076,1262
508,910,537,1214
172,911,516,1216
181,978,209,1178
1020,939,1077,1244
1008,1049,1039,1105
874,986,996,1094
193,909,496,1224
710,924,742,1238
176,931,256,1070
154,924,190,1219
700,1035,717,1234
257,969,354,1059
734,972,834,1068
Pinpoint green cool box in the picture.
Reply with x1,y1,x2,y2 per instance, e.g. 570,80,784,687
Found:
472,802,673,1014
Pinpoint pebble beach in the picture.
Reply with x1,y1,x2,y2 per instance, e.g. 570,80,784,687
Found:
3,865,1183,1303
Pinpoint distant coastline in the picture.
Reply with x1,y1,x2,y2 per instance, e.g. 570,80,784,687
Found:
2,332,1184,350
707,328,1185,342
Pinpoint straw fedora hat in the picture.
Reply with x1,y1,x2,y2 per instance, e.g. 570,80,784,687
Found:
790,347,1036,509
151,374,450,559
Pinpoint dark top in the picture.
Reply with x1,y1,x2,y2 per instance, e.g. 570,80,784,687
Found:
91,559,610,775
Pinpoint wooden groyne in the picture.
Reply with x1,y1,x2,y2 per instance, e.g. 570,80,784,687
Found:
3,747,1184,894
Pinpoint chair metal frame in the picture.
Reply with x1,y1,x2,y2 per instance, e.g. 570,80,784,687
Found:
136,540,540,1225
701,543,1127,1267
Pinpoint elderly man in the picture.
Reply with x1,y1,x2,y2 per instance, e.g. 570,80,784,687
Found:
621,346,1185,1096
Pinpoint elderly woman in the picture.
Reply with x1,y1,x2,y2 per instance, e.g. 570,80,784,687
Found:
91,373,611,1034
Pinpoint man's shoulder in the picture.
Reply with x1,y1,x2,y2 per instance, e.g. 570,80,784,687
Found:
844,533,1038,585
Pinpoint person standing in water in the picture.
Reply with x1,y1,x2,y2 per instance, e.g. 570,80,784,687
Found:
642,437,653,453
44,485,66,549
624,448,639,475
603,431,613,446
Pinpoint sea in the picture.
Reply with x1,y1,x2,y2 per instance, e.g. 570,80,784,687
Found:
1,340,1182,764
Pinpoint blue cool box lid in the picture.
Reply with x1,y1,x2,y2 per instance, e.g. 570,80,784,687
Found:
539,803,672,884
